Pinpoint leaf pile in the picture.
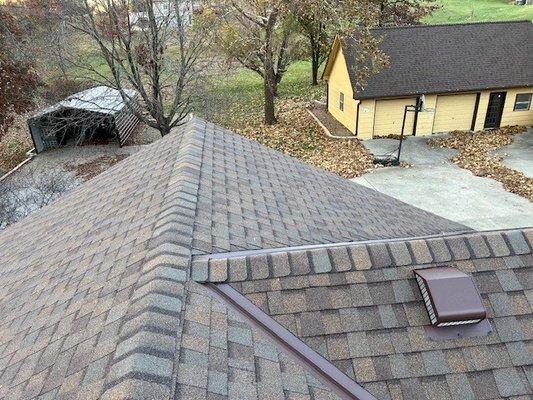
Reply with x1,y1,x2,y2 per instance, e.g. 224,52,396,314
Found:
237,99,373,178
428,126,532,201
374,133,409,141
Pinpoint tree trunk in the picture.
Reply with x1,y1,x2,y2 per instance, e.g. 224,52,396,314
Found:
263,8,278,124
379,2,386,26
310,35,319,85
311,53,320,85
158,124,171,137
264,73,277,125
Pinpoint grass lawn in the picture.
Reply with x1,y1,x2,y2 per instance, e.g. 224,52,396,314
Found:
425,0,533,24
192,61,324,130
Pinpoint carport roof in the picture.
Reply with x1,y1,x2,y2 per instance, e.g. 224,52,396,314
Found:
30,86,137,118
336,21,533,99
0,118,531,400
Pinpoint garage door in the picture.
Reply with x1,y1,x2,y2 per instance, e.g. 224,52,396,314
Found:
432,94,477,133
374,98,417,136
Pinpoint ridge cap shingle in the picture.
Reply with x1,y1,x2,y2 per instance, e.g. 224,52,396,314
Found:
193,228,533,283
101,119,205,399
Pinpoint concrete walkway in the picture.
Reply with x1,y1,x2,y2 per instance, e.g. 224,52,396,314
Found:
353,134,533,230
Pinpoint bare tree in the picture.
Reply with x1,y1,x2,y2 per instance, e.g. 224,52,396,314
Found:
0,180,18,228
67,0,214,136
218,1,298,125
291,0,329,86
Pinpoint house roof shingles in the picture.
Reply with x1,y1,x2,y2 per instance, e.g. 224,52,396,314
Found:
341,21,533,100
197,229,533,400
0,118,530,400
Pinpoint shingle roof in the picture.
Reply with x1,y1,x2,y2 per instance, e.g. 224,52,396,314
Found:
0,117,527,400
175,281,341,399
196,228,533,400
341,21,533,99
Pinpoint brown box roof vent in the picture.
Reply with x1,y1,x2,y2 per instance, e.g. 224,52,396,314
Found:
414,267,486,327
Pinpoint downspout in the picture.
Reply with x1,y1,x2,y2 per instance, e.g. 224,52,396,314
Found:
412,96,421,136
355,101,360,137
326,83,329,109
471,92,481,131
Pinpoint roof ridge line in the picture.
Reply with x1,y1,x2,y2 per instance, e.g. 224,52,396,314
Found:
192,227,533,283
193,227,529,262
101,117,205,400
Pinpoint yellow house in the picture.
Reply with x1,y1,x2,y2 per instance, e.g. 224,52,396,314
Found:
322,21,533,140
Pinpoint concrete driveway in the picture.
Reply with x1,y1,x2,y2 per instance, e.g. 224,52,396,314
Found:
495,130,533,176
352,131,533,230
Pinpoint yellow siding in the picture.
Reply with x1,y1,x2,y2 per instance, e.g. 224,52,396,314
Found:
373,98,416,136
472,87,533,130
500,88,533,127
432,93,477,133
326,47,357,133
473,92,490,131
415,95,437,136
357,100,375,140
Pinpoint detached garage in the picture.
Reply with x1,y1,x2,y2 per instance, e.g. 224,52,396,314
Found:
322,21,533,139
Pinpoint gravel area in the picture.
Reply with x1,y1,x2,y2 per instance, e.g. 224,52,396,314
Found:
123,123,162,145
3,123,160,184
1,124,162,228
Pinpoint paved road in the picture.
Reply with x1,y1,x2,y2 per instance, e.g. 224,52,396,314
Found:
353,133,533,230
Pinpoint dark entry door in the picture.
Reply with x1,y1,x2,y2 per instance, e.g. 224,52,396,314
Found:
484,92,506,129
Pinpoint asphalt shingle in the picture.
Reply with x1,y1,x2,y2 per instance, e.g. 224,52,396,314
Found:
339,21,533,99
223,230,533,399
0,117,531,400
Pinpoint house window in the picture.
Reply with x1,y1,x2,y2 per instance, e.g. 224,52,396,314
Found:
339,92,344,111
514,93,532,111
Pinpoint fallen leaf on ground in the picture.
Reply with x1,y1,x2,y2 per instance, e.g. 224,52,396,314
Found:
428,126,532,201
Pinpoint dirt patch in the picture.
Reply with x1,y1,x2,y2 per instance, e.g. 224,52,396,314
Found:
428,126,532,201
237,100,373,178
65,154,128,181
309,104,356,138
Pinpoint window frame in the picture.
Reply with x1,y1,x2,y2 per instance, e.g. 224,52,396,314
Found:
339,92,345,111
513,93,532,111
